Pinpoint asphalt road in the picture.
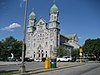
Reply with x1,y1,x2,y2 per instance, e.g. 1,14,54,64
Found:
35,63,100,75
0,62,44,71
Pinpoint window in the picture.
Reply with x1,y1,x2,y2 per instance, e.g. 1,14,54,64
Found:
40,22,42,25
46,42,48,45
34,52,35,58
39,54,40,57
34,43,35,46
38,50,40,53
42,54,44,57
53,41,54,44
45,37,48,39
46,51,47,57
43,34,44,36
31,22,34,25
38,35,39,37
54,16,56,20
40,34,42,36
51,15,53,20
34,54,35,58
27,51,29,54
40,26,42,29
46,54,47,57
42,50,43,52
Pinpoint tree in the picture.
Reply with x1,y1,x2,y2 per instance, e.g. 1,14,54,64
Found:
71,49,79,58
57,47,63,57
83,38,100,60
0,36,22,60
57,46,69,57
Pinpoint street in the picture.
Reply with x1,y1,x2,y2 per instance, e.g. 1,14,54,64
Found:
0,62,79,71
34,62,100,75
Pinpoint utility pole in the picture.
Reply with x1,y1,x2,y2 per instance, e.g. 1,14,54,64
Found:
21,0,28,74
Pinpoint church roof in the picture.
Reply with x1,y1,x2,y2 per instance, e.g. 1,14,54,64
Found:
66,34,77,40
62,43,73,47
29,9,36,20
50,3,59,13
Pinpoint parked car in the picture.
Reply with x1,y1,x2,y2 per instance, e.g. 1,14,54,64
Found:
42,57,46,62
76,58,88,62
34,58,42,62
57,56,72,62
24,58,34,62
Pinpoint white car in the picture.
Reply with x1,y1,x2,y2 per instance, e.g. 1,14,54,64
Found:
57,56,72,62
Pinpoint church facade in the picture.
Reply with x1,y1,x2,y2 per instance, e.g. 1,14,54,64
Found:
26,2,80,60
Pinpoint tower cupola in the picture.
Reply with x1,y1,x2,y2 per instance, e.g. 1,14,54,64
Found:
50,4,59,13
29,9,36,20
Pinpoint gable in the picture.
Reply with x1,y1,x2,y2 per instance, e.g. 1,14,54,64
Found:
36,17,46,26
36,17,47,31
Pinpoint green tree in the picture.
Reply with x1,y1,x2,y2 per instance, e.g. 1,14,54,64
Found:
57,47,63,57
0,36,22,60
57,46,69,57
83,38,100,60
71,49,79,58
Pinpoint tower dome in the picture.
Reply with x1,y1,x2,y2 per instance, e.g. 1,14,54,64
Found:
50,4,59,13
29,9,36,20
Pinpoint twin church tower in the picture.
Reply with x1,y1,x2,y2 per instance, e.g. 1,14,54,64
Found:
26,1,60,59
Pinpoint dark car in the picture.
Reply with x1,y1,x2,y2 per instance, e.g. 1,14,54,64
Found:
24,58,34,62
76,58,88,62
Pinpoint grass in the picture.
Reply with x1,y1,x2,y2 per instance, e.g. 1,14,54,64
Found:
0,70,19,75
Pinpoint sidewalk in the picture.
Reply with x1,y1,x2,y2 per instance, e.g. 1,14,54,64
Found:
0,61,84,75
20,62,84,75
0,61,21,66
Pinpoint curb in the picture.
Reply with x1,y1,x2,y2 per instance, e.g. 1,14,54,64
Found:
21,63,84,75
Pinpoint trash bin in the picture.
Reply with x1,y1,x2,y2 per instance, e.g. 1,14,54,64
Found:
51,58,57,68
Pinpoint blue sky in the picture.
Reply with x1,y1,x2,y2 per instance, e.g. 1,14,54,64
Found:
0,0,100,45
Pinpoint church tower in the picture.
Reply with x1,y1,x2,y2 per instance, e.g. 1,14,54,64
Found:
49,1,60,58
28,9,36,33
26,9,36,58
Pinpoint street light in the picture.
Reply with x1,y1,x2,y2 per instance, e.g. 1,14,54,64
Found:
80,47,83,64
21,0,28,74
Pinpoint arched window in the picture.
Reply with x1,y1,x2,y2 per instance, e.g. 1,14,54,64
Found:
34,52,35,58
42,54,44,57
39,54,40,57
46,51,47,57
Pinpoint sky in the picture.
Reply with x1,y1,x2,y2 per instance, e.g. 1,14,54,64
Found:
0,0,100,45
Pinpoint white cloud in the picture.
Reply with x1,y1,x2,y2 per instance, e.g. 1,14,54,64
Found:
0,23,21,31
78,36,82,39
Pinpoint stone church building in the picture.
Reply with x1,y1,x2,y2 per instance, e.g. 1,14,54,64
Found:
26,2,80,60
